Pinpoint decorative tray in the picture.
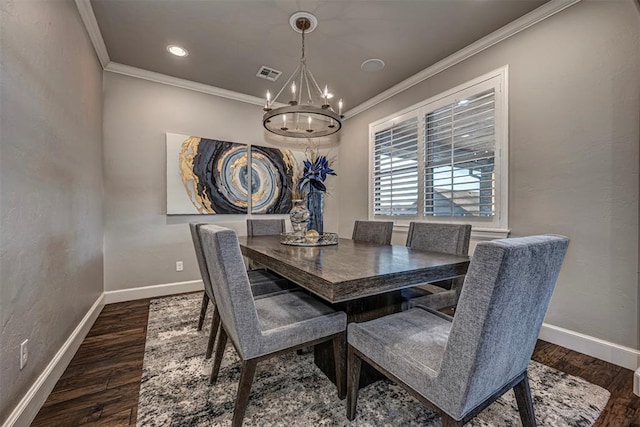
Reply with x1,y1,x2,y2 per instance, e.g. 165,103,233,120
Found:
280,232,339,247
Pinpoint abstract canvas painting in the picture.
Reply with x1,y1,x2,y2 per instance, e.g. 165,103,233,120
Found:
250,145,299,214
167,133,249,214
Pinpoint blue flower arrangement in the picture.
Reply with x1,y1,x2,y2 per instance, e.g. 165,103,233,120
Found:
293,150,336,234
297,155,337,193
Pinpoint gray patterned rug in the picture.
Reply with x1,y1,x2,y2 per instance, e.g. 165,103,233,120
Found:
137,293,609,426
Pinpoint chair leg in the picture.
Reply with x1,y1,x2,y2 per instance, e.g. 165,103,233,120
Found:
513,373,536,427
346,346,362,421
197,293,209,331
205,306,220,359
210,326,228,384
333,333,346,400
232,359,258,427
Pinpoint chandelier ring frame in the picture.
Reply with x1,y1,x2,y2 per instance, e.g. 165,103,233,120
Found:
263,104,342,138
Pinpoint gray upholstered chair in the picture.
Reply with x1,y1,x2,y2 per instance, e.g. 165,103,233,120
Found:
351,220,394,245
347,235,569,426
200,225,347,426
401,222,472,310
246,218,286,270
190,223,292,359
246,218,286,236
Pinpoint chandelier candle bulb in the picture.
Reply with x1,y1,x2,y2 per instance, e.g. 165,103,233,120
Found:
281,114,288,131
307,116,312,132
264,91,271,111
289,82,298,105
338,99,343,116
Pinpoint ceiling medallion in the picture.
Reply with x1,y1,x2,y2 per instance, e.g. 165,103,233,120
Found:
262,12,343,139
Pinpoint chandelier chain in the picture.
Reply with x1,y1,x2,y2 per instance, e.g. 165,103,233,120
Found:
301,23,306,61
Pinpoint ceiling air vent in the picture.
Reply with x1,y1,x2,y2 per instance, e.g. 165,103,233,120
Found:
256,66,282,82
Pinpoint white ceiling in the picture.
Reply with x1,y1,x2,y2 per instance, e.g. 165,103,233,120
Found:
90,0,548,112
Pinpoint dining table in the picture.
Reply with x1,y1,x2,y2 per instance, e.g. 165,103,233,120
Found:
238,235,470,387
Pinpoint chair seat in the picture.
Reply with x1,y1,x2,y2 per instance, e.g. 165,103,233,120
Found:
247,268,287,283
401,283,449,299
253,290,347,358
402,284,458,311
248,269,296,296
348,308,451,388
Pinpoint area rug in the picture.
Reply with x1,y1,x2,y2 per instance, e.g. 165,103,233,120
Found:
137,293,610,426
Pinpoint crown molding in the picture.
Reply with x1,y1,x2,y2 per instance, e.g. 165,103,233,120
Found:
344,0,581,120
79,0,580,113
75,0,109,68
105,62,268,106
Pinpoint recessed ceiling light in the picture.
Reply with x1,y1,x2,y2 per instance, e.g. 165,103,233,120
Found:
361,58,385,73
167,45,188,57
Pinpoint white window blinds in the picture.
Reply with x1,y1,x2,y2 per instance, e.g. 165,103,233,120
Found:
372,116,419,216
368,67,507,230
424,89,496,217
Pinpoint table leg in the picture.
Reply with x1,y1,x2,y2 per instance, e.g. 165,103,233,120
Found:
314,291,404,389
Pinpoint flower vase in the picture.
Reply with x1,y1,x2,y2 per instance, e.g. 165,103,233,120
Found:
307,189,324,234
289,199,310,238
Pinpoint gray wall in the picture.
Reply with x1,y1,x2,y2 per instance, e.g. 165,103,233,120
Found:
0,0,104,422
339,0,640,349
102,72,339,292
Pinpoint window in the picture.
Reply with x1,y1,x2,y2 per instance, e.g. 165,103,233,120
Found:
370,67,508,231
373,115,419,217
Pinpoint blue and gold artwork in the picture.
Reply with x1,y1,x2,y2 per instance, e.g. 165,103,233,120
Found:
168,134,249,214
167,134,300,215
250,145,298,214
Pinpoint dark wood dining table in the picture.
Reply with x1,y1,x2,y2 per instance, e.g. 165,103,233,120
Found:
238,235,470,386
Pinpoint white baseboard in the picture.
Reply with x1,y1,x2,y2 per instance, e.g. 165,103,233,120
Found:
3,281,203,427
103,280,203,304
540,322,640,371
2,294,105,427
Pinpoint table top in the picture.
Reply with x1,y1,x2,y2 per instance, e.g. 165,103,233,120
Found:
239,236,470,303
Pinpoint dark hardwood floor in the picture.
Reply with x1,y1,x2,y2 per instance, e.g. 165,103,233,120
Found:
31,298,639,426
32,299,149,427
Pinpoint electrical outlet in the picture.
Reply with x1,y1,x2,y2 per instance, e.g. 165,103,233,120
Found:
20,339,28,370
176,261,183,272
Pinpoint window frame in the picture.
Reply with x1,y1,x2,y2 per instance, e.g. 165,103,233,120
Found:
368,66,509,234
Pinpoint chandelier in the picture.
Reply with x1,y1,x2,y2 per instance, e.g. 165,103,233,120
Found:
262,12,343,139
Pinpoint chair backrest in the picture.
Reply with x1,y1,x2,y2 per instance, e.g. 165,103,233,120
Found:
352,220,394,245
189,222,215,301
247,219,286,236
405,222,471,256
199,225,262,359
437,235,569,417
